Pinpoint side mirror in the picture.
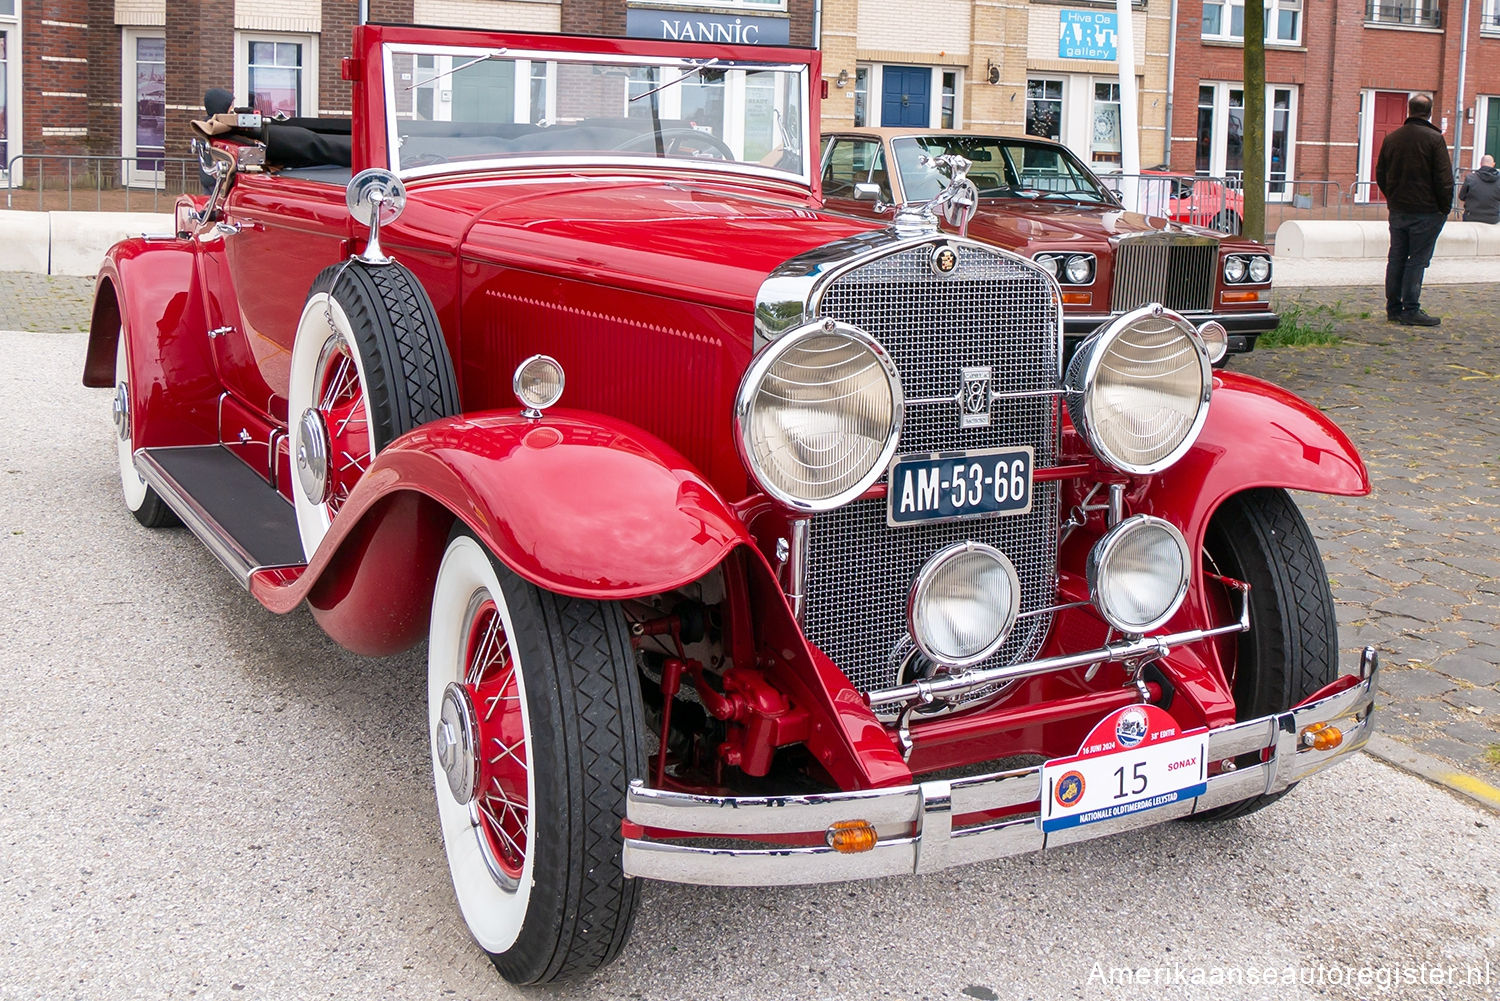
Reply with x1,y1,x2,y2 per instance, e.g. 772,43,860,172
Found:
853,182,882,202
346,168,407,265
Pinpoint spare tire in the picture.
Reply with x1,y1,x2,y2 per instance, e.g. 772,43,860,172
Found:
287,260,459,560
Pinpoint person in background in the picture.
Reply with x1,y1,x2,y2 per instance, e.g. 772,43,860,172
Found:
1375,93,1452,327
1459,154,1500,225
199,88,234,194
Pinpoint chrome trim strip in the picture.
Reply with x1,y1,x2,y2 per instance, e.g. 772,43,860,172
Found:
623,653,1378,886
133,447,301,590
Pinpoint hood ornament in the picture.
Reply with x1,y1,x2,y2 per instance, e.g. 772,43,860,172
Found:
892,153,979,239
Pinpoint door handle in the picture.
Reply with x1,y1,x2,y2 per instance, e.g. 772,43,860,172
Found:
215,221,241,236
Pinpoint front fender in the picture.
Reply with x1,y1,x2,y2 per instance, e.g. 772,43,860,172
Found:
1133,371,1368,727
250,409,752,653
1140,370,1369,554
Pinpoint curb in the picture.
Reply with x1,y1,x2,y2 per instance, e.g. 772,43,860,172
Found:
1363,733,1500,814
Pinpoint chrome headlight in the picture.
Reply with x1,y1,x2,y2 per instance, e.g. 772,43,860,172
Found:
908,541,1021,668
1196,320,1228,364
1086,515,1191,634
1064,305,1212,474
1033,253,1061,278
735,318,903,511
1064,254,1095,284
1223,256,1248,283
1247,255,1271,283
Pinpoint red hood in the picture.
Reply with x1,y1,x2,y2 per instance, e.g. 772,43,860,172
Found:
963,201,1215,250
415,175,876,313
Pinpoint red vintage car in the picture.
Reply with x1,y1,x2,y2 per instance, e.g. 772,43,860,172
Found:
86,24,1377,985
820,128,1272,355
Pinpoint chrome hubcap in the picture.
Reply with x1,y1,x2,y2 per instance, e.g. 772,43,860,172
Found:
112,383,130,441
295,408,332,505
436,682,480,805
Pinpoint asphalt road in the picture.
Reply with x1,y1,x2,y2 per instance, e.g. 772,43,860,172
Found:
3,328,1499,1001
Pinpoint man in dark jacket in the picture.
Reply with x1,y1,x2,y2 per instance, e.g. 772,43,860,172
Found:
1375,94,1453,326
1459,154,1500,224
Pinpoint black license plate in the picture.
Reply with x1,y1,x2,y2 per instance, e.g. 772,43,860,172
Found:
886,446,1034,527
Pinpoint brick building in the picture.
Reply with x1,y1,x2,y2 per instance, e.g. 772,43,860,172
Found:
0,0,814,184
1168,0,1500,203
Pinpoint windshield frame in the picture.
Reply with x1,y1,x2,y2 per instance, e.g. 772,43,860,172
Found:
379,41,815,188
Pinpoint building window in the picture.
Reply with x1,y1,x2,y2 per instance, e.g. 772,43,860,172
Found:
1026,78,1063,141
1481,0,1499,30
1197,81,1296,199
124,33,166,180
237,34,316,118
1365,1,1440,27
853,67,869,127
1091,82,1122,166
940,71,957,129
1203,0,1303,44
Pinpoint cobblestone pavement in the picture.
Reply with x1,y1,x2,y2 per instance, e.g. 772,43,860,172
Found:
5,273,1496,782
1239,284,1500,780
0,273,94,332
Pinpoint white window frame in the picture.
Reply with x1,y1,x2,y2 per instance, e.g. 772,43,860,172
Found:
121,28,166,189
0,8,19,184
1197,80,1297,201
859,63,964,129
1025,77,1066,143
634,0,786,10
234,32,318,119
1202,0,1303,45
1483,0,1500,34
1364,0,1439,28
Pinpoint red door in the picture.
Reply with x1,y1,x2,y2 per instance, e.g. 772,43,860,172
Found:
1370,91,1409,204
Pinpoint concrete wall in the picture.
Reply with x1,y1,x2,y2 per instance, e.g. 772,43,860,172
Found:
1276,219,1500,258
0,210,175,276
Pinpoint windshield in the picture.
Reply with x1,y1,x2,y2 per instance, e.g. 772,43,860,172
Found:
383,44,809,182
891,136,1115,205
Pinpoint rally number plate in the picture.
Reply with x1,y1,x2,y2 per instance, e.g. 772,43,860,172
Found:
1039,706,1209,833
886,446,1033,528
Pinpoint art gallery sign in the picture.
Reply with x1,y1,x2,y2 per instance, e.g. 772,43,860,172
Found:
1057,9,1118,61
626,1,790,45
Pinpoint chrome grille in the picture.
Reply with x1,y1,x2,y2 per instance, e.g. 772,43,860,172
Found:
1111,236,1217,313
803,242,1061,696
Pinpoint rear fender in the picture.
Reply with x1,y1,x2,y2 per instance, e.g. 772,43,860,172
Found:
250,409,754,653
85,239,219,447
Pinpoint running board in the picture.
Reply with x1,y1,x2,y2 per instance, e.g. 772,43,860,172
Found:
135,445,307,588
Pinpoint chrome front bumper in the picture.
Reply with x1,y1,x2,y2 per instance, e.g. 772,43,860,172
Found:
623,649,1378,887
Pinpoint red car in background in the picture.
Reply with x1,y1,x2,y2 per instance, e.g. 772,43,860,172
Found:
1134,168,1245,235
88,24,1377,984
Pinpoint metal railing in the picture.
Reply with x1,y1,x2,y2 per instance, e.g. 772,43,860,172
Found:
4,154,202,212
1364,1,1443,28
1101,174,1431,242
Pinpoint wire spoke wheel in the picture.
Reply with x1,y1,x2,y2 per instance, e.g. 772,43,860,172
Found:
428,532,645,985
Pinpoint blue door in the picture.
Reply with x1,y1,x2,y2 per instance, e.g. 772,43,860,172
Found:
881,66,930,127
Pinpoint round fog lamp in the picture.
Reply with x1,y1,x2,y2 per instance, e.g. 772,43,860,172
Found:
908,541,1021,668
1197,320,1229,364
1064,255,1094,284
1086,515,1191,634
1224,256,1248,283
1248,256,1271,283
514,354,565,416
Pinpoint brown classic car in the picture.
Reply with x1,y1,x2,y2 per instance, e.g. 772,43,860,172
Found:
819,128,1276,356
